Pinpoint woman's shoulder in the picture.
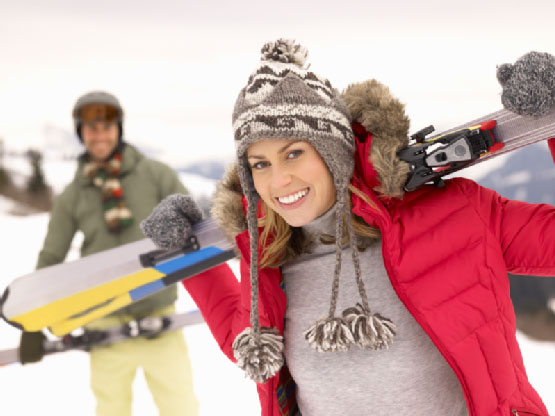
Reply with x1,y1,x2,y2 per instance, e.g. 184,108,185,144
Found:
394,177,489,209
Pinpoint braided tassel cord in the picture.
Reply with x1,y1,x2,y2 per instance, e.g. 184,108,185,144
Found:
304,197,354,352
232,193,284,383
343,205,396,350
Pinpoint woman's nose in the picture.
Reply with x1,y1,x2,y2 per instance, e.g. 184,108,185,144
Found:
271,165,292,189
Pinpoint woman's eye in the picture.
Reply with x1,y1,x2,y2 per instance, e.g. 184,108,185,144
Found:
251,161,268,170
287,149,303,159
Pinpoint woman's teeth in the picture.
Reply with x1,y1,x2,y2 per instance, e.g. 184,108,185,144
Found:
278,188,308,204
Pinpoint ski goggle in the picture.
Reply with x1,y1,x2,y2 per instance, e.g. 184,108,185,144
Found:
77,104,121,124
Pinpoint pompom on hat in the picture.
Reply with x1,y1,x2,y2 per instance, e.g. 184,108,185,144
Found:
231,39,396,383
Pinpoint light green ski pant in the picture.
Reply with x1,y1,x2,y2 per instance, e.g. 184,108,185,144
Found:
87,307,199,416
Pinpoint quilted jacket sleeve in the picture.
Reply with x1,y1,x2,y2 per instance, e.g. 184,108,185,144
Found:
182,262,245,362
456,178,555,276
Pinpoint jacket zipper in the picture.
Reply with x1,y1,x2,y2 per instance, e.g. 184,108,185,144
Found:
372,207,475,416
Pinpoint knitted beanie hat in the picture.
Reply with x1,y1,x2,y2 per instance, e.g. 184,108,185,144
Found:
231,39,396,384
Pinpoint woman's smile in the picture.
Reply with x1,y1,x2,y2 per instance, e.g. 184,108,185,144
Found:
275,187,310,210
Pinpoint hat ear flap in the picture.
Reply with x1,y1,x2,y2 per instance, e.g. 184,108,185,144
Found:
496,63,514,87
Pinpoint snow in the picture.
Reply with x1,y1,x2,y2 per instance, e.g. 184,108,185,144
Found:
0,195,20,213
0,163,554,415
514,333,555,412
178,172,218,199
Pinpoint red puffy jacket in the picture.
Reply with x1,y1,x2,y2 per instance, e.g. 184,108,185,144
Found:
184,135,555,416
186,74,555,415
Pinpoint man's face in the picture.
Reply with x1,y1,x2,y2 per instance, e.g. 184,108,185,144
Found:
81,121,119,162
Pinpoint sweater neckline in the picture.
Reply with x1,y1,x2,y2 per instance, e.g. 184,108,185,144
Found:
301,203,337,244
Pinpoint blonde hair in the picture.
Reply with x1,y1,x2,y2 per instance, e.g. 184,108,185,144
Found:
258,184,381,269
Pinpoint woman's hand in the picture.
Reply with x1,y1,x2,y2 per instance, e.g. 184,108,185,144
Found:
497,51,555,117
140,194,203,250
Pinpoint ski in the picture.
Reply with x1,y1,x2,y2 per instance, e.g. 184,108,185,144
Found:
0,219,234,335
399,107,555,191
0,309,205,366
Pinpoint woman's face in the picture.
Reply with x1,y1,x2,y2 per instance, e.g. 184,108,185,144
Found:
247,139,336,227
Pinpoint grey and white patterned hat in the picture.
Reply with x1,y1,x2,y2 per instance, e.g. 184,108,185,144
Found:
232,40,355,196
231,39,396,384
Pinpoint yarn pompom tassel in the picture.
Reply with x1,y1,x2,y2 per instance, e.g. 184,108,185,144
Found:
343,304,396,350
232,327,284,383
304,316,354,352
261,39,308,67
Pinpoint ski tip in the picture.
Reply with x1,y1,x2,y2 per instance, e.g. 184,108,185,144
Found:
0,287,9,323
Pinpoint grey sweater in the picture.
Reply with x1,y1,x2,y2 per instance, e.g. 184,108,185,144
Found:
282,207,468,416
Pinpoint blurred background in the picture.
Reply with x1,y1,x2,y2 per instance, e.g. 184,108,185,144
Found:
1,0,555,414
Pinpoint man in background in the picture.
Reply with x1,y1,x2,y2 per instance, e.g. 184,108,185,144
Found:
20,91,198,416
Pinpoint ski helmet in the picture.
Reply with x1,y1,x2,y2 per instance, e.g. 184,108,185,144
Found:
72,91,124,141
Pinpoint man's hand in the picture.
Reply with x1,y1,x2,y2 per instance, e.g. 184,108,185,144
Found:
140,194,203,250
19,331,46,364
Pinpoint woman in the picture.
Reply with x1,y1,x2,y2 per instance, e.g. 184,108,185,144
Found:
141,40,555,415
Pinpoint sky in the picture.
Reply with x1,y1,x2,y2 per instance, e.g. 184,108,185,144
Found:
1,0,555,168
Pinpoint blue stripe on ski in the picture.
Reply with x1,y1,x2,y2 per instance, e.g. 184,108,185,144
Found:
129,280,166,301
153,246,225,274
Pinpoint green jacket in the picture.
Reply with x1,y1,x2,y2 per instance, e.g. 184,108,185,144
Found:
37,144,187,317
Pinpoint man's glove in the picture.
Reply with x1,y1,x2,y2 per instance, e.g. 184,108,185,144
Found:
140,194,203,250
19,331,46,364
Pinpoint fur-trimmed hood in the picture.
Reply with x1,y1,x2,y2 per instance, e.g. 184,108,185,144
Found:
210,163,248,244
211,79,411,240
342,79,410,198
